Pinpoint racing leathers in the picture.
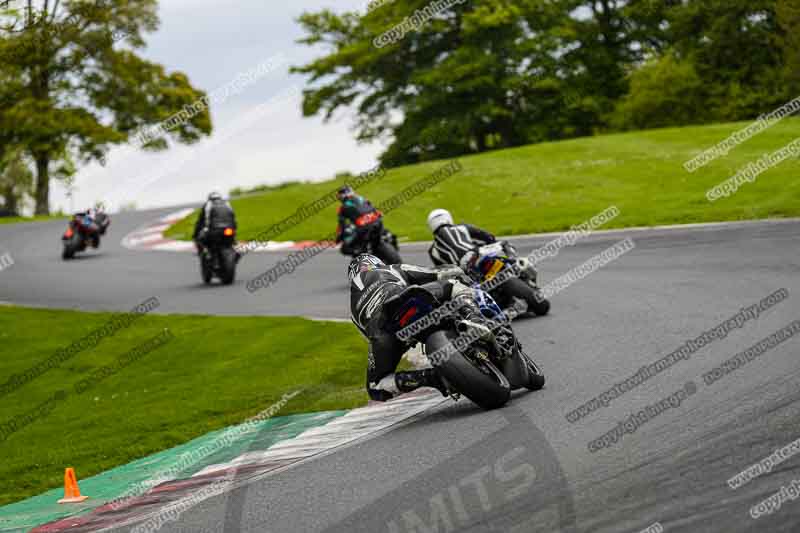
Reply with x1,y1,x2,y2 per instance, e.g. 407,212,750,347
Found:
428,223,496,268
350,263,488,401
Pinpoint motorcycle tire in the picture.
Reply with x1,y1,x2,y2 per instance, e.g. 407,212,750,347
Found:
374,240,402,265
61,234,80,260
219,248,237,285
503,277,550,316
425,329,511,410
519,349,546,391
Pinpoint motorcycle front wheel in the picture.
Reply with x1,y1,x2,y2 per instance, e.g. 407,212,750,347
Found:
503,277,550,316
374,240,402,265
61,234,81,260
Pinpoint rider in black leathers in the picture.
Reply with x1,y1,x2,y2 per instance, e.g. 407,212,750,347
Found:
348,254,495,402
193,191,237,254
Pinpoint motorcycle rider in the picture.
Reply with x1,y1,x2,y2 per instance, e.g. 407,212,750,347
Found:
427,208,540,310
426,208,500,269
193,191,238,256
335,186,382,255
88,202,110,235
348,254,497,402
79,204,109,247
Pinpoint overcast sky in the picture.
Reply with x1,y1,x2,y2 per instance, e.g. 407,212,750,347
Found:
52,0,384,213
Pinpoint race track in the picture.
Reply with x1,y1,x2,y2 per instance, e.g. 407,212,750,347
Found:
2,211,800,532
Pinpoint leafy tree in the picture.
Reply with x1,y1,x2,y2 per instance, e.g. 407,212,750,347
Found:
612,51,706,130
776,0,800,97
292,0,662,165
0,0,212,214
0,148,33,215
294,0,799,161
649,0,789,120
293,1,583,167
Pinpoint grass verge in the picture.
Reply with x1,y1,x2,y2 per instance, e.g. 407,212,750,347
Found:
0,215,62,226
0,305,368,506
165,119,800,243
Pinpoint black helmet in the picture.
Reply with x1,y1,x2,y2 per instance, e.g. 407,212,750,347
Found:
337,185,354,201
348,254,384,282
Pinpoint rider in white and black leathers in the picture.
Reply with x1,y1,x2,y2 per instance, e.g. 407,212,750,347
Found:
427,209,497,268
348,254,493,402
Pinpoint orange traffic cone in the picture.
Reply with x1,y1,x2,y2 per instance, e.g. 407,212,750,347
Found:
57,468,89,504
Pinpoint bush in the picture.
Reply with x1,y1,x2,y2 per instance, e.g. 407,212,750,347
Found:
612,52,707,131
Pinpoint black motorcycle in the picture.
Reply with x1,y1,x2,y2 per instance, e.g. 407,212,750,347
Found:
341,213,402,264
384,285,545,410
468,241,550,317
199,227,237,285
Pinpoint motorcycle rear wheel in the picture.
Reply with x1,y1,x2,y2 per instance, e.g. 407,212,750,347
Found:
426,330,511,410
219,248,237,285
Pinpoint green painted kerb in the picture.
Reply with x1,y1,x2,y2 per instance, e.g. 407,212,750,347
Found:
0,410,345,532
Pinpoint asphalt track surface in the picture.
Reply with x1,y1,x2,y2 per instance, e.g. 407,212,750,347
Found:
2,209,800,532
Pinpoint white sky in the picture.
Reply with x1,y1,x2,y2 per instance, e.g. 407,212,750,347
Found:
51,0,385,213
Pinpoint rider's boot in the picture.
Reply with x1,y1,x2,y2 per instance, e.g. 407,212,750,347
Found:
395,369,449,397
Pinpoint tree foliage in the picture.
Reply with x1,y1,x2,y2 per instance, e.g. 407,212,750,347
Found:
0,0,213,214
0,148,33,215
293,0,800,166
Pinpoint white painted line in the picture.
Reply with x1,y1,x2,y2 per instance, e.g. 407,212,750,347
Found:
159,208,195,224
192,392,447,478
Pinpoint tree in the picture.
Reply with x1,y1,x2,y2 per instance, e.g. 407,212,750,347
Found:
0,0,213,214
293,0,800,162
291,1,654,166
612,51,706,131
0,148,33,215
293,1,582,167
776,0,800,97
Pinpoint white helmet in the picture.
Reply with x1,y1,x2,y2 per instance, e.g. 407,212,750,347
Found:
427,209,453,233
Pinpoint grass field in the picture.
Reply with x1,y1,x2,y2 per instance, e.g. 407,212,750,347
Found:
165,119,800,243
0,215,61,225
0,306,370,506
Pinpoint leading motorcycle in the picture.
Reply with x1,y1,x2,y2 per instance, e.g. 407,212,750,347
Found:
384,285,545,410
61,212,110,260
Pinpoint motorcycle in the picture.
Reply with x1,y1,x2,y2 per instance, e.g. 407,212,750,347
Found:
340,211,402,264
61,212,110,260
468,241,550,317
199,227,238,285
384,285,545,410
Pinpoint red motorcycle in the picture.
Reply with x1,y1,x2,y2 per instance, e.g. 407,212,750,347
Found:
61,212,110,260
